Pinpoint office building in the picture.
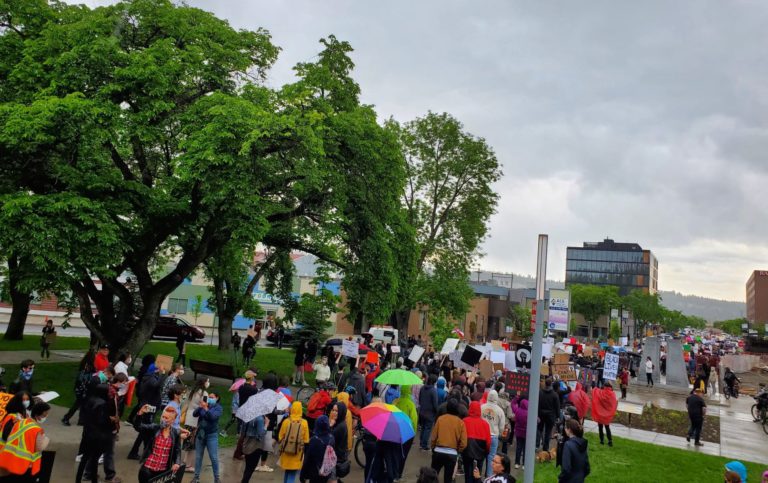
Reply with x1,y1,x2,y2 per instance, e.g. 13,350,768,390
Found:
746,270,768,324
565,238,658,296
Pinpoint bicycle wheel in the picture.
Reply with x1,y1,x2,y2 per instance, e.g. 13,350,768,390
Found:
296,387,315,406
751,404,760,421
354,437,366,468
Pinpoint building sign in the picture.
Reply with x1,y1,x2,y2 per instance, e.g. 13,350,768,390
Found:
548,289,570,332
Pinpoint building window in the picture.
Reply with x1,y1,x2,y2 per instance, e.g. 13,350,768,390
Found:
419,311,428,331
167,297,188,314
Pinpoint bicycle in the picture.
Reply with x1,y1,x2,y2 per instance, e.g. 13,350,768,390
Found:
751,399,768,435
353,417,366,468
724,380,739,400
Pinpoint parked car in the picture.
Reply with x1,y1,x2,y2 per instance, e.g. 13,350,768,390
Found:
151,315,205,342
265,325,301,345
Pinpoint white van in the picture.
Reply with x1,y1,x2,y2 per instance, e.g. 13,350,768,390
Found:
363,326,400,346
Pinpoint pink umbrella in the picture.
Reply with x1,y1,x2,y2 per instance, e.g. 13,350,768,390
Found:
229,378,246,392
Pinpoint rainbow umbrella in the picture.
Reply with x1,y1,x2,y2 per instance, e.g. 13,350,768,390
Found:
360,402,415,443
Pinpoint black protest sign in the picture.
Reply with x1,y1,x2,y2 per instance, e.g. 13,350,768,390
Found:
148,465,186,483
460,345,482,367
504,371,531,396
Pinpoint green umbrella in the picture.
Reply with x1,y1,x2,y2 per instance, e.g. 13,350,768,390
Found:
683,344,691,351
375,369,423,386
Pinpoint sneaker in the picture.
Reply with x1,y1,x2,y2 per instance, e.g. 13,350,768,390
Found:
686,436,690,443
219,430,228,437
608,441,613,447
98,455,104,464
255,465,267,472
694,442,704,447
514,464,520,469
62,418,71,426
262,466,274,472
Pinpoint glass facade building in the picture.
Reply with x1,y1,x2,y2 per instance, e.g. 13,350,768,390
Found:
565,239,658,296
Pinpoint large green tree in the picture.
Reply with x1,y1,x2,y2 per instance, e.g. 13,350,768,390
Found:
387,112,502,333
568,284,621,339
0,1,408,354
623,290,664,339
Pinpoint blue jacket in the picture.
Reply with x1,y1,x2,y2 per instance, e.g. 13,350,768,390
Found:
193,402,223,436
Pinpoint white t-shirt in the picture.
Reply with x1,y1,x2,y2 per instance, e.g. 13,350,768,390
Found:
645,360,653,373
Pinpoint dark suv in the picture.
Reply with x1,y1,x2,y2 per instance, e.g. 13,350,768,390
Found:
151,316,206,342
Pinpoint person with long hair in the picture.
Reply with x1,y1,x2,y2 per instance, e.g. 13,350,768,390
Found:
300,415,335,483
329,402,350,481
62,351,95,427
40,318,55,360
1,391,32,442
182,378,209,471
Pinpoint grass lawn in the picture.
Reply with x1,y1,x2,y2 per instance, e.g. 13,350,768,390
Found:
0,334,90,351
532,433,766,482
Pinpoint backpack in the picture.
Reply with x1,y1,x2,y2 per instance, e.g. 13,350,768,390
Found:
279,420,304,456
74,370,91,399
319,443,337,476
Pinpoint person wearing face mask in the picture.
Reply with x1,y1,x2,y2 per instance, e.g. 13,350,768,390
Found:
160,364,185,413
182,378,210,470
191,392,223,483
9,360,35,395
133,405,189,483
0,391,33,445
0,401,50,480
128,363,164,460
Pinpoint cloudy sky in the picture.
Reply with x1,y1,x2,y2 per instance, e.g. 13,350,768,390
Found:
83,0,768,301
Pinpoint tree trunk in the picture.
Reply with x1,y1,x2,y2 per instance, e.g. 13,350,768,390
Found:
4,289,31,340
3,256,32,341
113,294,163,357
217,313,234,350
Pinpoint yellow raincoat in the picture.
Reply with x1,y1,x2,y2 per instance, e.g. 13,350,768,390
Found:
335,392,354,451
278,401,310,470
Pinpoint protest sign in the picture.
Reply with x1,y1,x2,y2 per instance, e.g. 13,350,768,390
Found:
461,345,482,367
449,350,475,371
479,360,494,379
391,345,400,354
408,345,426,363
515,346,532,369
542,343,553,360
504,351,517,371
553,353,570,365
603,353,619,381
504,371,531,395
493,363,504,373
440,338,459,355
552,364,577,381
342,340,358,358
155,355,173,373
491,340,503,351
148,465,186,483
490,351,505,365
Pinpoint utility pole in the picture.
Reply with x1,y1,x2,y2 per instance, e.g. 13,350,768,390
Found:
524,235,548,483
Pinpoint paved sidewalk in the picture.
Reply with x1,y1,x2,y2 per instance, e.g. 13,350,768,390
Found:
0,349,86,365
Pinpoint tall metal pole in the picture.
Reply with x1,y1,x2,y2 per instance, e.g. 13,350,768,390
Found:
523,235,548,483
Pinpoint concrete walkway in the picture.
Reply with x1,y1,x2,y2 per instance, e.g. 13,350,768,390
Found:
0,349,86,365
610,382,768,465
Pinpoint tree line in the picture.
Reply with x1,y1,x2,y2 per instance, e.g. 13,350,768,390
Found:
0,0,501,354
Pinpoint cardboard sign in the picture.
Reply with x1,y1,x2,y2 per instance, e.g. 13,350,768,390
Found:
504,371,530,395
342,340,358,358
461,345,483,367
553,353,570,365
541,364,550,376
491,340,503,351
552,364,577,381
603,353,619,381
44,332,57,345
366,351,380,365
493,363,504,373
391,345,401,354
408,345,426,363
155,354,173,374
504,351,517,371
441,338,460,355
479,360,494,379
583,346,593,357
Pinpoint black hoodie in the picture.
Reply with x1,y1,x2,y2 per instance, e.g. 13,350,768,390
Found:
558,436,590,483
538,386,561,422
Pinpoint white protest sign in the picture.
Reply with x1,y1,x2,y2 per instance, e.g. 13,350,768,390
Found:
441,338,459,355
473,344,492,360
542,343,553,360
603,353,619,381
449,350,475,371
504,351,517,371
391,345,401,354
408,345,426,363
342,339,358,358
490,351,505,365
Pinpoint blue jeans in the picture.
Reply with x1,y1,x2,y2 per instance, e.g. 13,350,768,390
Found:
194,431,220,479
419,419,434,450
486,435,499,477
284,469,298,483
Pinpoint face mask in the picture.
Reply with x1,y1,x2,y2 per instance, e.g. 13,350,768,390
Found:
38,417,47,424
208,398,217,405
204,381,210,388
98,372,108,383
22,400,30,408
160,419,170,428
179,370,185,376
22,370,33,380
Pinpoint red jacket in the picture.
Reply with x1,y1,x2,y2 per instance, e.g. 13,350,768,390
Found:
591,386,618,425
307,390,332,419
462,401,491,461
94,353,109,372
365,367,380,394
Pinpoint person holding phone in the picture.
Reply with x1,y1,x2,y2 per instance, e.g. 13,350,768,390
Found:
191,392,222,483
133,404,189,483
472,452,515,483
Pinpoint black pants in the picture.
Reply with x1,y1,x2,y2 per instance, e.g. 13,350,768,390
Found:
138,466,165,483
620,385,627,399
598,423,612,443
130,412,154,457
395,439,413,479
241,448,263,483
41,344,50,359
431,451,458,483
76,434,112,483
176,352,186,365
63,397,83,423
646,373,653,386
514,436,525,465
538,418,555,451
461,454,484,483
688,417,703,443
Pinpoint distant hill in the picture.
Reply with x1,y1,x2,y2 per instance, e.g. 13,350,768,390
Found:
657,291,745,323
471,271,744,322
